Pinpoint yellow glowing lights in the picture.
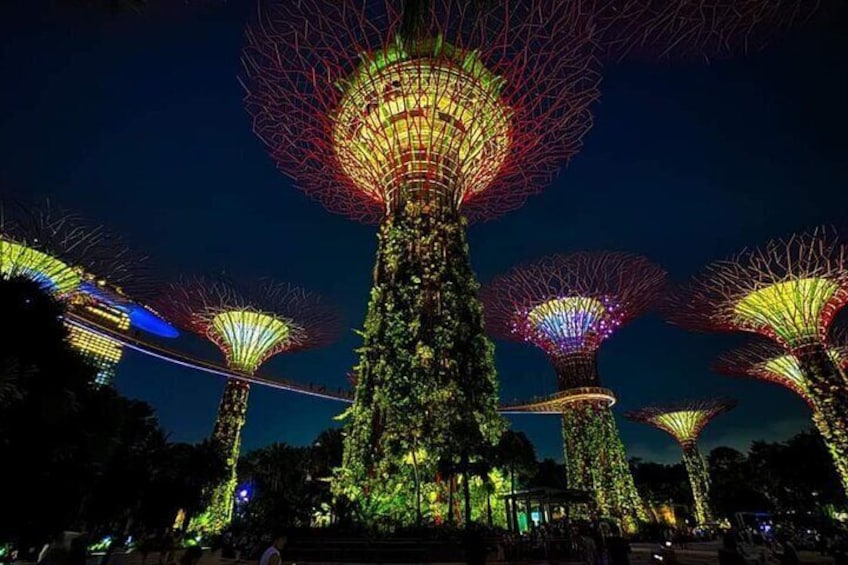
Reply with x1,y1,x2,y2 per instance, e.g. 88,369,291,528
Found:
333,41,511,208
83,303,131,331
504,387,616,413
0,239,81,296
762,353,809,392
734,278,838,345
650,411,710,445
67,324,124,386
210,310,292,374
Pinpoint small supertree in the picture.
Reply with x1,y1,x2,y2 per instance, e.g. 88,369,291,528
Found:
715,336,848,490
669,228,848,492
482,252,666,527
0,200,151,386
241,0,600,523
155,276,340,533
626,399,736,525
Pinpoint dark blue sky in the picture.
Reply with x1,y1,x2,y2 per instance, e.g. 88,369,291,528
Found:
1,1,846,463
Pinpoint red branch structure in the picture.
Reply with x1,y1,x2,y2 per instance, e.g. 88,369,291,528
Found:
482,252,665,527
593,0,820,61
668,229,848,495
156,276,340,365
483,252,667,383
0,199,148,299
666,228,848,352
153,276,340,533
241,0,600,223
715,334,848,408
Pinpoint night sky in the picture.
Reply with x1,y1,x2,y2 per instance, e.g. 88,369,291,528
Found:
2,1,846,464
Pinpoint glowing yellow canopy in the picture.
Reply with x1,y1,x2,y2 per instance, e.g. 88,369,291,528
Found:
650,410,712,445
0,239,81,296
210,310,292,374
735,278,838,346
333,38,511,209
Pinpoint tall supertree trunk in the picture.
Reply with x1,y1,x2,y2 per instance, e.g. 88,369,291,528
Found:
192,378,250,534
562,400,645,531
680,442,712,525
800,344,848,493
339,199,502,525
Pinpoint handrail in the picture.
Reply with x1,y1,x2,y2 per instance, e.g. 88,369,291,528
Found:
66,313,562,413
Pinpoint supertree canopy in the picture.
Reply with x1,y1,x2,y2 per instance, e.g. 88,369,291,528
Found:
155,276,340,533
482,252,666,527
715,336,848,490
483,252,667,388
669,229,848,493
243,0,599,223
241,0,600,524
0,200,157,386
626,399,735,525
669,229,848,352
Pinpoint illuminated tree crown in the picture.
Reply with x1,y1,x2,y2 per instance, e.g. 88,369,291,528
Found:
156,277,340,374
0,200,142,300
668,228,848,351
626,399,736,446
715,337,848,406
482,252,666,358
242,0,599,222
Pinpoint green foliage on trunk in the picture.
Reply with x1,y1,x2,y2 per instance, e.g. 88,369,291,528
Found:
337,202,504,526
562,402,646,530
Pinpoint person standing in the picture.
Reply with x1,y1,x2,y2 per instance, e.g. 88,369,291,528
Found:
606,526,631,565
259,535,287,565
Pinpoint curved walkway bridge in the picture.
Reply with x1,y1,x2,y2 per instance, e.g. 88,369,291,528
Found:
67,313,559,415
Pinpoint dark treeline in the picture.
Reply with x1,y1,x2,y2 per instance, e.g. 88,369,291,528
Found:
0,277,227,550
631,431,846,526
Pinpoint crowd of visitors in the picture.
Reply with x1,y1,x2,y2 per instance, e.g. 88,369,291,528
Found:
498,518,632,564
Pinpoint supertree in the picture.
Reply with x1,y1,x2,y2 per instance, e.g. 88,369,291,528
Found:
668,228,848,492
0,200,160,386
154,276,340,533
626,398,736,525
715,335,848,489
482,252,667,527
241,0,600,522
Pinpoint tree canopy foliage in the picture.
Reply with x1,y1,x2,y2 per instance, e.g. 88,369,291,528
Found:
0,277,225,546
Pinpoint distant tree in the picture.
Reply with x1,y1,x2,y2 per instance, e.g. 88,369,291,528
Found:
137,440,228,532
234,443,315,536
530,458,568,491
496,430,538,494
629,458,691,506
708,446,771,517
76,390,167,532
748,431,845,515
0,277,225,543
0,277,101,546
311,428,344,480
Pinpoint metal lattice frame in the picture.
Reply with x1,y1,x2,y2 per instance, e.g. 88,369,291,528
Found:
593,0,820,61
241,0,600,223
626,398,737,446
667,228,848,352
155,276,340,374
0,199,147,299
626,398,736,525
715,337,848,405
482,252,667,359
